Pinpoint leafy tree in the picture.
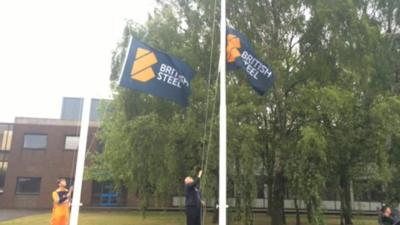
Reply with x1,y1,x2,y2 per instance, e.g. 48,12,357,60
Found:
89,3,221,213
88,1,400,225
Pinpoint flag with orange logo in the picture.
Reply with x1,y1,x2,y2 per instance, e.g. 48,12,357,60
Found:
226,27,274,95
119,39,196,106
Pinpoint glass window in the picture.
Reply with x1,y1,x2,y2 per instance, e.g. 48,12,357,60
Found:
65,136,79,150
15,177,41,195
0,152,8,161
0,130,12,151
23,134,47,149
0,162,7,170
0,124,13,151
0,156,8,194
96,140,104,153
0,172,5,194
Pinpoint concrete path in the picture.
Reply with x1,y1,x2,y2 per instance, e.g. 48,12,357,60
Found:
0,209,47,222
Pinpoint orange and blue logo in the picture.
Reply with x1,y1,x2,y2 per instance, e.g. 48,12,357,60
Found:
226,34,241,63
131,48,158,82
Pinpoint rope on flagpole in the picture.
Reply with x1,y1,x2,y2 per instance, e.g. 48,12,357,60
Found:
199,0,219,224
200,0,219,173
201,61,221,225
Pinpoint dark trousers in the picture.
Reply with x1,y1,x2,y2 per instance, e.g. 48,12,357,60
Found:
186,206,201,225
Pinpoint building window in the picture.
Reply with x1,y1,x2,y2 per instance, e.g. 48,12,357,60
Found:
0,173,5,194
15,177,41,195
96,140,104,153
0,162,7,194
0,152,8,162
65,136,79,150
23,134,47,149
0,124,11,194
0,162,8,170
0,152,8,194
0,130,13,151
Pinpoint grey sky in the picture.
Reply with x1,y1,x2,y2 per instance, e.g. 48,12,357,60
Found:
0,0,155,122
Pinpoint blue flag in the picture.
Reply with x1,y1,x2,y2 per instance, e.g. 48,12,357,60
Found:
119,39,196,106
226,27,275,95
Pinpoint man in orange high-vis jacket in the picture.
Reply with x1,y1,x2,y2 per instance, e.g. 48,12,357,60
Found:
51,178,73,225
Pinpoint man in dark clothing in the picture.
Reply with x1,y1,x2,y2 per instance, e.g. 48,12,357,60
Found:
185,169,203,225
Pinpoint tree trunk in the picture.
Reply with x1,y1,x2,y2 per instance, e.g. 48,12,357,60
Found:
213,169,219,224
271,170,285,225
386,1,394,33
282,203,286,225
294,197,301,225
340,176,353,225
267,177,273,215
212,205,218,224
234,156,242,222
306,202,313,224
234,184,242,222
340,212,344,225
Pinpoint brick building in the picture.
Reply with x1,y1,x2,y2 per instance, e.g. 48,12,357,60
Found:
0,97,136,209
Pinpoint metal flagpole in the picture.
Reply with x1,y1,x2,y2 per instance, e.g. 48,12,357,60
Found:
69,97,92,225
219,0,227,224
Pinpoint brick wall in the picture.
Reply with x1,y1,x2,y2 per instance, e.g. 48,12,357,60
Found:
0,119,98,209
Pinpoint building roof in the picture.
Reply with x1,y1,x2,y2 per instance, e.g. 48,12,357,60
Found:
14,117,99,127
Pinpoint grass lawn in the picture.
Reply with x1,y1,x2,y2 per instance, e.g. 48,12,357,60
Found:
0,211,378,225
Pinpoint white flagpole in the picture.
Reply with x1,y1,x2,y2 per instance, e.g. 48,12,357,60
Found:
219,0,227,224
69,97,91,225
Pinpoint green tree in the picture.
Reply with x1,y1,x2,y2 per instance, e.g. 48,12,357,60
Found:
88,1,400,225
89,3,221,212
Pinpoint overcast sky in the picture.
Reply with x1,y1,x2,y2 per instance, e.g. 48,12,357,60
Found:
0,0,155,122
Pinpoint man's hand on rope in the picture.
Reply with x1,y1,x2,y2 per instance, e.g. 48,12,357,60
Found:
67,186,74,198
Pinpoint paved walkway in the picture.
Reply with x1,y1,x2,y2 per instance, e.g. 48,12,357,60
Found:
0,209,47,222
